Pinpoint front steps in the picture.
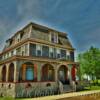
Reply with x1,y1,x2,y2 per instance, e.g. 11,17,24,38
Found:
63,84,73,93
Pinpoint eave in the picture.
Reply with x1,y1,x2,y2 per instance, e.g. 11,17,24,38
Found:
0,38,75,56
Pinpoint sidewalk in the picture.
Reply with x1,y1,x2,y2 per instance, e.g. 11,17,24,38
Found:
22,90,100,100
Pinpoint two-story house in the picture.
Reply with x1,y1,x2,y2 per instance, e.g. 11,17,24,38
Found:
0,22,79,98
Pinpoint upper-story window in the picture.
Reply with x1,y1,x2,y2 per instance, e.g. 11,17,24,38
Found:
16,47,21,55
49,47,56,58
20,31,24,39
30,43,36,56
36,44,42,56
49,47,54,58
57,49,61,58
66,51,70,60
0,56,2,60
60,49,66,59
11,51,14,56
50,33,58,43
42,46,49,57
16,34,21,43
70,51,74,61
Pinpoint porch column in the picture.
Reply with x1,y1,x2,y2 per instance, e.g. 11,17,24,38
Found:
0,65,2,81
37,63,41,81
22,64,26,81
14,61,17,82
68,64,72,83
6,63,9,82
34,64,37,81
69,64,76,91
55,68,58,81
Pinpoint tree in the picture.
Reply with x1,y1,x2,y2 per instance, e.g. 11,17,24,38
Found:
78,46,100,84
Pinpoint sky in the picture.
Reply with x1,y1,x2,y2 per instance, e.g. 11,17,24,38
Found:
0,0,100,54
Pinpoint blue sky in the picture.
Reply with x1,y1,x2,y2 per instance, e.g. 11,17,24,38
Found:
0,0,100,53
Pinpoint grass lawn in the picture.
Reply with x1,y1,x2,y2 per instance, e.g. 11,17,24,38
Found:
84,85,100,91
0,97,14,100
0,97,26,100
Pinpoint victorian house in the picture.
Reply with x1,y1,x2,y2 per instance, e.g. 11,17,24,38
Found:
0,22,78,98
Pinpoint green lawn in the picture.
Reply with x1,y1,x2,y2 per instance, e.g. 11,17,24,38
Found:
84,85,100,91
0,97,14,100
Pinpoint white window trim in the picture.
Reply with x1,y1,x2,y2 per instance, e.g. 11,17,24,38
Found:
36,44,42,56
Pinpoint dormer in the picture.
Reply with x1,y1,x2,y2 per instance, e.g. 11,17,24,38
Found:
49,31,58,43
5,38,13,48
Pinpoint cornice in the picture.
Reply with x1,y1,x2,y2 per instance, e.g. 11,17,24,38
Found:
0,55,77,65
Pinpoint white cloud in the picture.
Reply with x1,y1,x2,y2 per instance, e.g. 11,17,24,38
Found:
17,0,43,21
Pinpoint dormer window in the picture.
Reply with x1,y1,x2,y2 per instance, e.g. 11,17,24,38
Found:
20,31,24,39
50,33,58,43
18,39,20,42
16,34,21,43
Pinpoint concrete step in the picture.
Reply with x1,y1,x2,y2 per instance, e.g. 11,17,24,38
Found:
63,85,73,93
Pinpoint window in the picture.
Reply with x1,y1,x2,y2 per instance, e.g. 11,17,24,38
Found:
37,50,41,56
49,47,56,58
57,49,61,58
20,31,24,39
61,49,66,59
66,51,70,60
22,51,24,56
42,46,49,57
70,51,74,61
0,56,2,60
18,39,20,42
51,33,58,43
11,51,14,56
7,53,9,58
36,45,42,56
49,47,54,58
30,43,36,56
16,47,21,55
50,52,53,58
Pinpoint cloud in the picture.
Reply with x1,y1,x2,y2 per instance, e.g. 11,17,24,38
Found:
0,0,100,52
17,0,43,22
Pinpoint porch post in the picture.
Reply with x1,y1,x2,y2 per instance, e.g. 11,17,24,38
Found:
22,64,26,81
6,63,9,82
34,64,37,81
37,63,41,81
68,64,72,83
14,61,17,82
55,68,58,81
0,65,2,81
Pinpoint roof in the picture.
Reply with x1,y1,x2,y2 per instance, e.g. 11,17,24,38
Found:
14,22,67,37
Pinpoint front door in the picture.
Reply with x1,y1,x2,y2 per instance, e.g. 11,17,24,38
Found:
26,67,34,81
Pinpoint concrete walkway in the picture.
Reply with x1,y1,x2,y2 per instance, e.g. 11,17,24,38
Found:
22,90,100,100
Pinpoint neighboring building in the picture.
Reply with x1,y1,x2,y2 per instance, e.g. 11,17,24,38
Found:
0,22,79,98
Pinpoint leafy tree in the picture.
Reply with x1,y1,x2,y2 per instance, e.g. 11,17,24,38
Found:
78,46,100,84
